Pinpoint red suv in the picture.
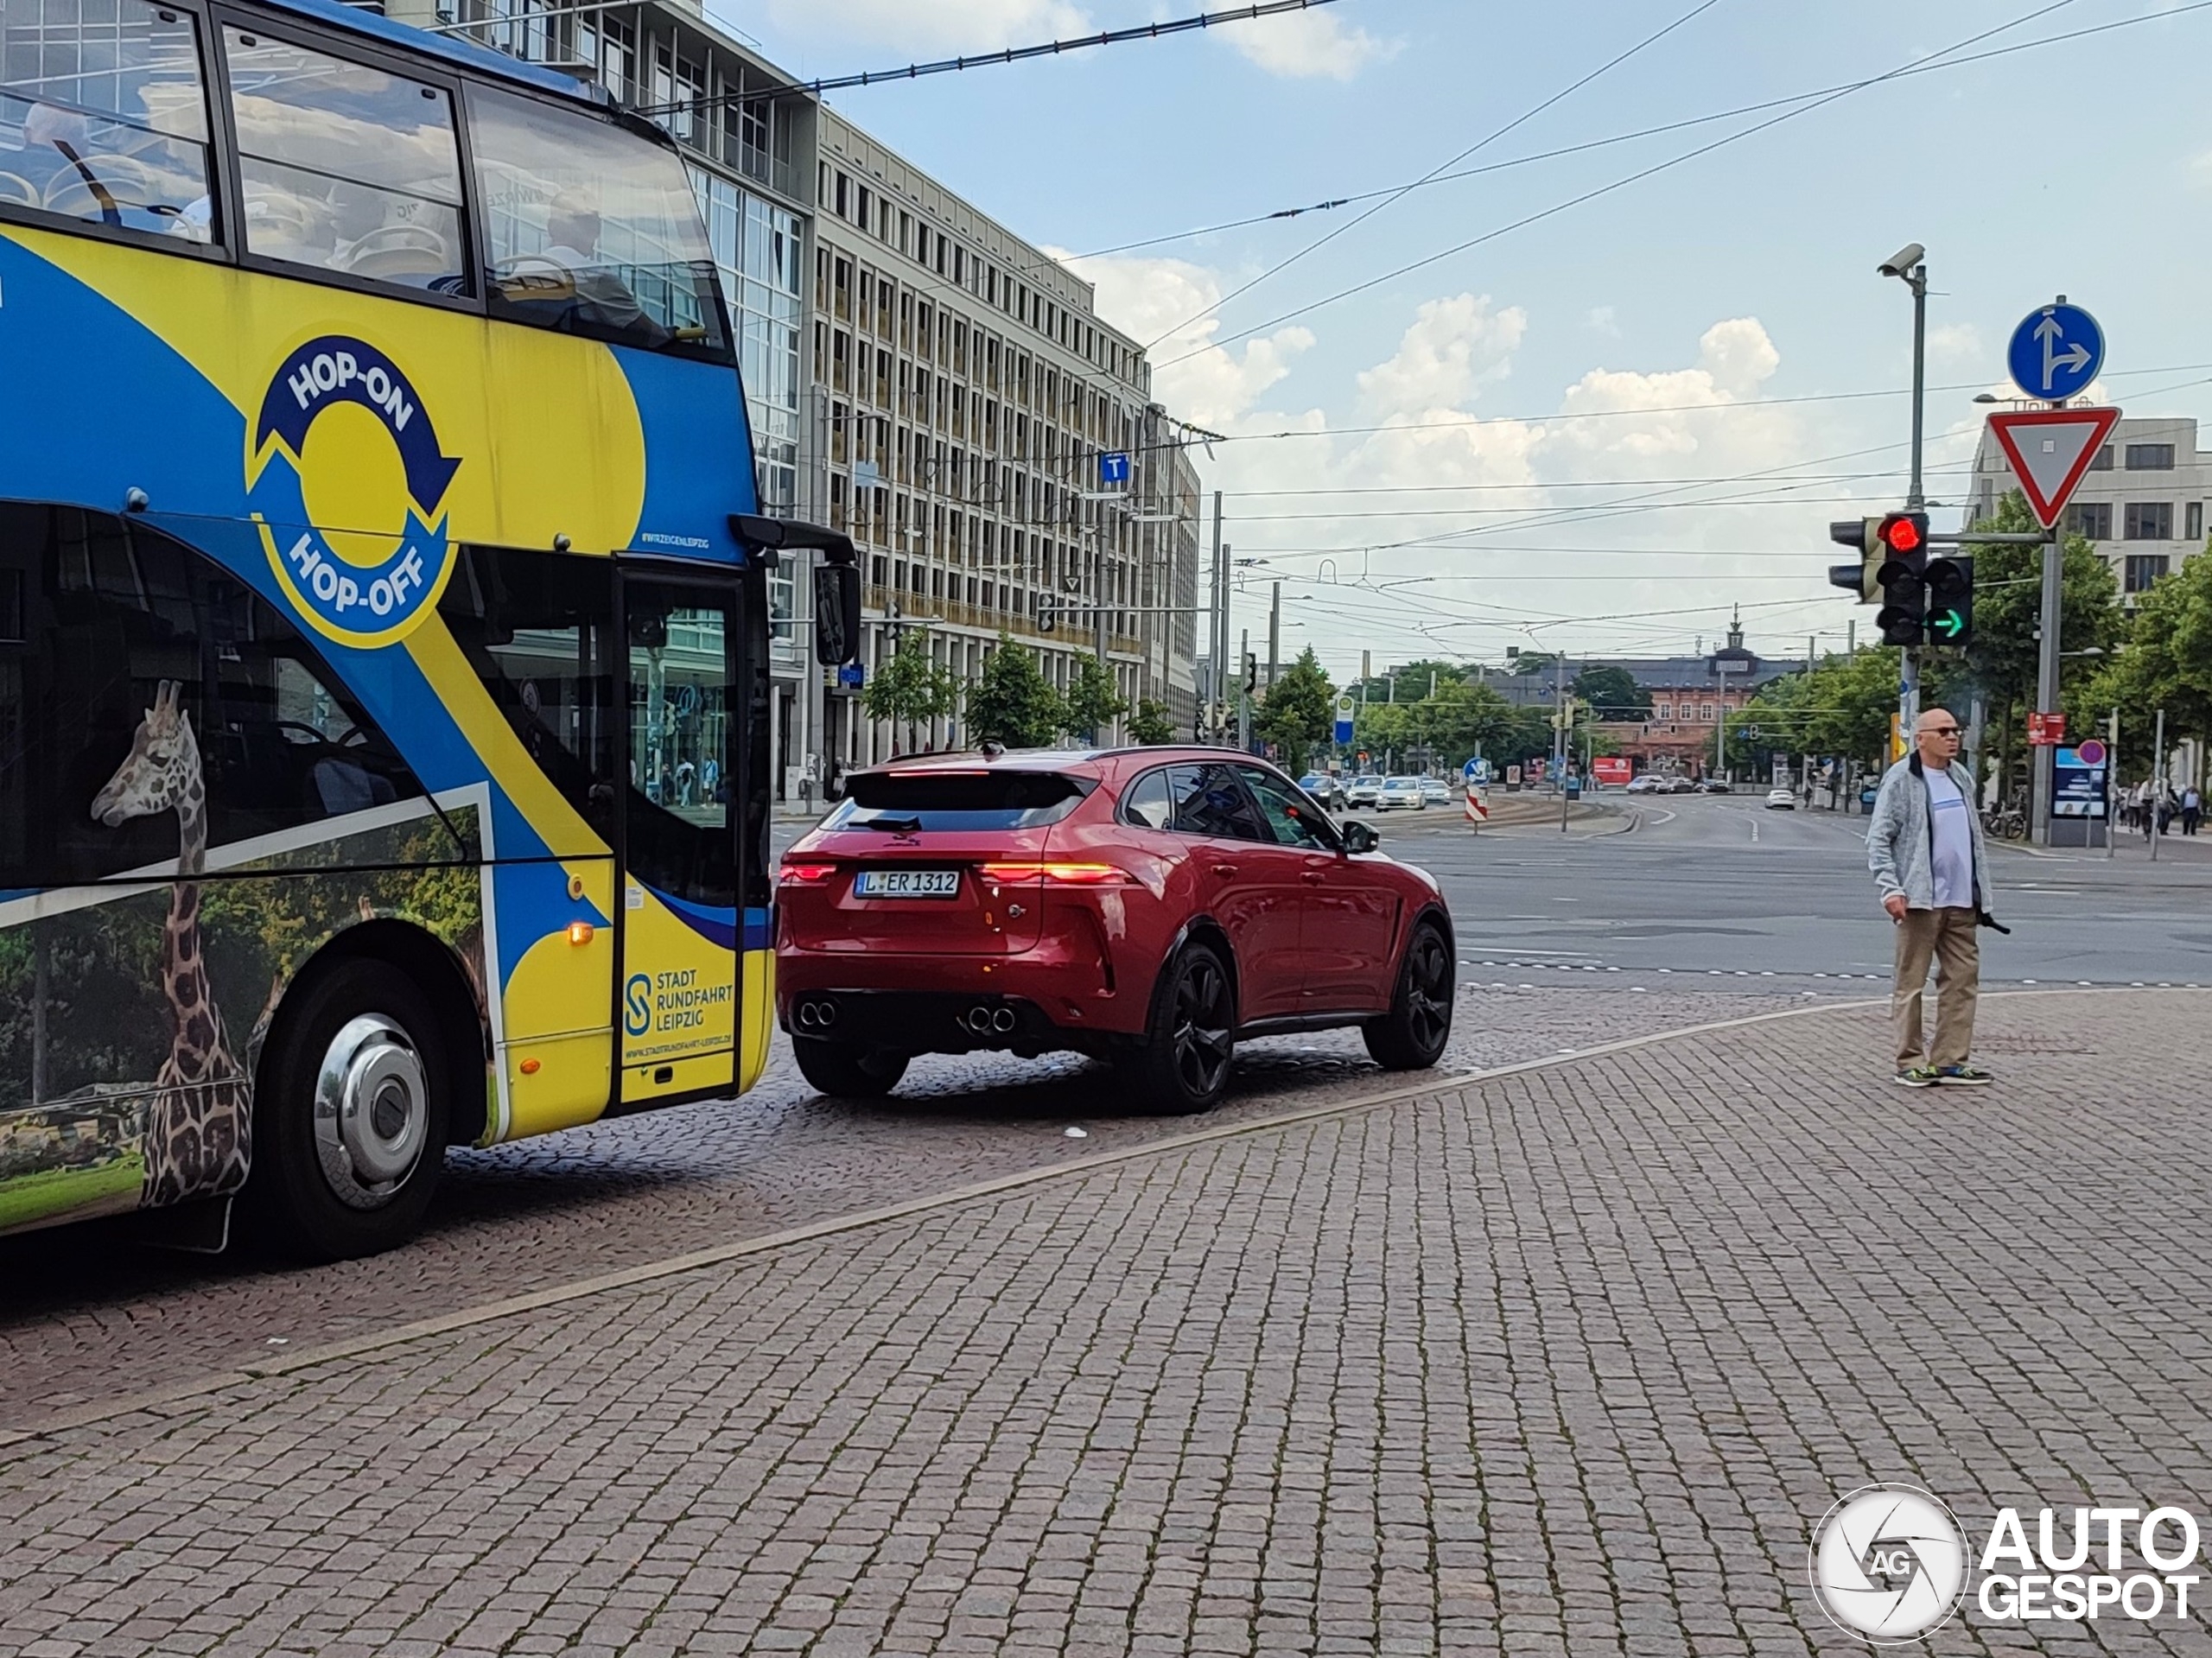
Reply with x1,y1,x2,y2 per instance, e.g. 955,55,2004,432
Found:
776,748,1455,1111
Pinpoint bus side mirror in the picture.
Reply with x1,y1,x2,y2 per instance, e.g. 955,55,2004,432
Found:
814,562,861,666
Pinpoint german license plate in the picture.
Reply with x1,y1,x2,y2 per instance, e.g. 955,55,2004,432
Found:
854,868,960,899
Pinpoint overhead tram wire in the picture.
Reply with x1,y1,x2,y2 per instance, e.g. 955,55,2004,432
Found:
1078,2,2212,264
632,0,1346,117
1138,0,1729,352
1161,0,2093,369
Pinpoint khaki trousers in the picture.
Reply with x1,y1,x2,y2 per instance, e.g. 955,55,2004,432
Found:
1891,905,1980,1070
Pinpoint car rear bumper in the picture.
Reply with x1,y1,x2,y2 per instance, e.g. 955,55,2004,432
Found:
777,943,1144,1048
778,986,1117,1058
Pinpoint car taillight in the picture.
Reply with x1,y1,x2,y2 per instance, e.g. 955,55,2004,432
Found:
976,861,1126,886
779,861,837,885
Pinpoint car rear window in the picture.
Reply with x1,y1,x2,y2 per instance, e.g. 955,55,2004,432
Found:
823,770,1091,832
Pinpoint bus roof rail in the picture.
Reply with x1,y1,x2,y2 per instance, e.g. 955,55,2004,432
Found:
253,0,606,105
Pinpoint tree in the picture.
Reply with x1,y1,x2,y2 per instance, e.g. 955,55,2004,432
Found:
966,633,1068,748
1255,645,1334,763
1350,658,1464,705
1128,698,1176,745
1063,652,1127,744
1936,489,2123,800
862,632,962,754
1734,648,1903,768
2082,548,2212,775
1571,664,1651,721
1408,678,1519,766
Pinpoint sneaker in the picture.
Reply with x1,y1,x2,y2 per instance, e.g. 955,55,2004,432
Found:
1936,1064,1993,1086
1893,1065,1941,1089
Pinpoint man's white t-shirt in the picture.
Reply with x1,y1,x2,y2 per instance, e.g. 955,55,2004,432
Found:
1923,765,1975,910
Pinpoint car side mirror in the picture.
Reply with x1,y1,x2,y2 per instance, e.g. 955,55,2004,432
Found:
1343,821,1378,854
813,561,861,666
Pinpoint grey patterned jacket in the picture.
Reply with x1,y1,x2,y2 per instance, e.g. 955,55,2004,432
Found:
1866,753,1993,914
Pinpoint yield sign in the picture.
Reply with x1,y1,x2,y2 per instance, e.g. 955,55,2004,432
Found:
1985,406,2121,528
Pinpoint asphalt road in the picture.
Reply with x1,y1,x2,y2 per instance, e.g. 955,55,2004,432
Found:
1358,791,2212,991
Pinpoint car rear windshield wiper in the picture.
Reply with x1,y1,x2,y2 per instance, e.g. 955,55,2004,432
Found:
856,814,924,832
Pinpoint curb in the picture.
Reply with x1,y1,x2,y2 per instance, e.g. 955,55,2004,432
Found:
3,986,2202,1451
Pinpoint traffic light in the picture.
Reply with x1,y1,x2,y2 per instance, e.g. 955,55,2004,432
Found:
1872,511,1929,646
1828,517,1882,602
1923,555,1974,648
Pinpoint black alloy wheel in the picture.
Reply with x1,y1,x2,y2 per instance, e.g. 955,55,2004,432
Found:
1125,941,1236,1114
1363,919,1454,1071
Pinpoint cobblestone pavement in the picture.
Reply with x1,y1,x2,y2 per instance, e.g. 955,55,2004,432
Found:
3,988,2209,1656
0,984,1810,1426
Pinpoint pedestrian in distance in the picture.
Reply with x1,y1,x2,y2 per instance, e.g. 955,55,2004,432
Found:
1866,708,2008,1089
2181,785,2200,837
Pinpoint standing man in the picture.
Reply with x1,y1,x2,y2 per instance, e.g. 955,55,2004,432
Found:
1867,708,1999,1088
2183,784,2202,837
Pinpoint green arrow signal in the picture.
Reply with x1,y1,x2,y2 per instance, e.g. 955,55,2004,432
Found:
1932,609,1965,639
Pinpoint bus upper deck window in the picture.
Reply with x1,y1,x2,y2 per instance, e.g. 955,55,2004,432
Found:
0,0,214,241
469,84,728,359
223,29,467,295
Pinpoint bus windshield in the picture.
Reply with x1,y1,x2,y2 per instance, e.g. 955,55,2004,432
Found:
470,84,728,357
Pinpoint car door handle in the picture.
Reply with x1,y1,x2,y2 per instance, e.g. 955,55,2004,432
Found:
1211,862,1239,878
1301,870,1326,885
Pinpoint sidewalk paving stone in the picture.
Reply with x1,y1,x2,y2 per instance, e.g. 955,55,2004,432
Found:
2,989,2209,1655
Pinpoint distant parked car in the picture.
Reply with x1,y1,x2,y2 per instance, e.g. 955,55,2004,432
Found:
1377,777,1426,811
1345,775,1383,810
1663,777,1700,794
1625,775,1665,794
1418,776,1451,806
1764,788,1796,810
1298,772,1345,810
1697,780,1732,794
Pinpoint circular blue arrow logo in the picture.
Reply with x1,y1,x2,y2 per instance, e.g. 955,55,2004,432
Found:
2006,302,2103,404
248,335,462,649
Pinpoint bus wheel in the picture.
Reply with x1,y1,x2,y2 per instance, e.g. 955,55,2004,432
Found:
791,1035,906,1098
247,960,448,1261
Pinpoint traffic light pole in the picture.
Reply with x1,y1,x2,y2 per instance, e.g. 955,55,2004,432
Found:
1900,257,1929,754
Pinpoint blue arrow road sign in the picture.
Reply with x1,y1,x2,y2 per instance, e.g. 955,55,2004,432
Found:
2007,302,2103,403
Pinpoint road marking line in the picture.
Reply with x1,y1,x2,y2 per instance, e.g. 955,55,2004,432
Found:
5,987,2202,1450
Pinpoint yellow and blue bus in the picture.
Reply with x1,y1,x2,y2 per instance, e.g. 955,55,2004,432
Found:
0,0,855,1256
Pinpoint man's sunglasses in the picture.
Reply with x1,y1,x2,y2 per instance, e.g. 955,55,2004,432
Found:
1926,725,1961,737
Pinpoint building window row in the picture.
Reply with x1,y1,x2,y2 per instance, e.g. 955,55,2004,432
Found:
818,161,1138,383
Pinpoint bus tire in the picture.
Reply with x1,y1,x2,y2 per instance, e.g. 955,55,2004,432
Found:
245,959,449,1261
791,1035,907,1098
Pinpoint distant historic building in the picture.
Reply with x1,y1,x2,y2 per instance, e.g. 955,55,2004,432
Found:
1490,614,1801,776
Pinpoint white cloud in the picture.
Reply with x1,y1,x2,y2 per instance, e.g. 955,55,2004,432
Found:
1355,295,1525,417
748,0,1088,54
1927,322,1981,365
1216,9,1392,79
1056,248,1317,431
1067,264,1826,665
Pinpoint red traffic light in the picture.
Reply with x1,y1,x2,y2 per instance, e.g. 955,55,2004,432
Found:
1879,512,1925,555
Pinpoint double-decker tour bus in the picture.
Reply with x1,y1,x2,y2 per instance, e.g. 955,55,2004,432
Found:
0,0,856,1256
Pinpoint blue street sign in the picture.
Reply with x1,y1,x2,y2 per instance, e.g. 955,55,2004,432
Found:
837,662,865,689
1099,451,1131,485
1333,716,1353,744
2006,302,2104,403
1332,694,1354,746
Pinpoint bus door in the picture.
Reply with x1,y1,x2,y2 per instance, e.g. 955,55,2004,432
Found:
616,569,740,1107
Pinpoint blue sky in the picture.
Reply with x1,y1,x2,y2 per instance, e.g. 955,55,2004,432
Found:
721,0,2212,677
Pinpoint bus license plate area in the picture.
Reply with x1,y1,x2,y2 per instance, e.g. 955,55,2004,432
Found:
854,868,961,899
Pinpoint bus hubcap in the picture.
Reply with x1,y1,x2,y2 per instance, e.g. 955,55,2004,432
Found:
313,1014,429,1210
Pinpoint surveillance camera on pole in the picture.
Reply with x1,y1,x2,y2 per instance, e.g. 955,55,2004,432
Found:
1877,243,1925,279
